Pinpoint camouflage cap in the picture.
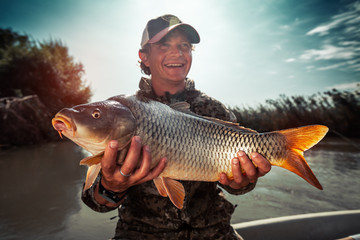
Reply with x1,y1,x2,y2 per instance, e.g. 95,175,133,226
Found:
140,14,200,48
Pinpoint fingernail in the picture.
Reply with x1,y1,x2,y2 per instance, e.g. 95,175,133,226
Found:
251,152,257,159
238,151,245,157
232,158,239,165
144,145,150,152
109,140,118,149
134,136,141,144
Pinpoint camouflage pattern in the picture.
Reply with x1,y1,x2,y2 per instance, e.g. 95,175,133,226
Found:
82,77,255,239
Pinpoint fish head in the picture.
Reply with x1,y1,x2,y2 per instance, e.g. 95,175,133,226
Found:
52,100,136,154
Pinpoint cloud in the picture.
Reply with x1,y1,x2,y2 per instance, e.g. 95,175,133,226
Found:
300,45,358,61
306,16,352,36
317,62,347,71
306,1,360,36
285,58,296,63
272,44,282,51
301,1,360,72
267,70,278,75
326,81,360,90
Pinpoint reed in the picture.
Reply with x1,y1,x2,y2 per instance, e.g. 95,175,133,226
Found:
230,88,360,138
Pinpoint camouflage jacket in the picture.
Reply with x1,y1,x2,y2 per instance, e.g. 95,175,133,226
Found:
82,77,256,239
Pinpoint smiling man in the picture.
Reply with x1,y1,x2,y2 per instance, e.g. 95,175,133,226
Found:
81,14,271,240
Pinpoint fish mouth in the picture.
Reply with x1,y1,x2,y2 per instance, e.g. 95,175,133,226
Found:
52,114,76,138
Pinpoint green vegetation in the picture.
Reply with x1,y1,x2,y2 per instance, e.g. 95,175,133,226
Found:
231,88,360,138
0,28,91,116
0,28,92,146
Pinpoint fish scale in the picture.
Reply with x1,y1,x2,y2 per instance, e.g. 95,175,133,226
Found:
122,96,288,181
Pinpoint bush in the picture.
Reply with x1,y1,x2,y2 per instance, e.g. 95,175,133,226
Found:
0,28,92,146
0,28,92,116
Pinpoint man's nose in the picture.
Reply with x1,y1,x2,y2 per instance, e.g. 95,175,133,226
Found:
169,45,183,56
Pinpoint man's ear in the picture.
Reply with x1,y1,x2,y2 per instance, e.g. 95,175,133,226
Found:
139,50,149,67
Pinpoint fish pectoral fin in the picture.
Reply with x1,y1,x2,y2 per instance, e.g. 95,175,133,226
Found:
79,152,104,166
83,163,101,192
153,177,168,197
161,177,185,209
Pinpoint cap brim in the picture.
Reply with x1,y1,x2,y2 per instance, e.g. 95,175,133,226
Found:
147,23,200,45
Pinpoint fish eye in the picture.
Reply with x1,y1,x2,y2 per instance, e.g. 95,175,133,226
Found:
92,110,101,119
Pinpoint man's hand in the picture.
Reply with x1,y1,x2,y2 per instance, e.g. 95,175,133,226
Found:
94,136,166,206
219,151,271,189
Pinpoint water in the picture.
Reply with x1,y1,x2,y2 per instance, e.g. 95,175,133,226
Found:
0,138,359,240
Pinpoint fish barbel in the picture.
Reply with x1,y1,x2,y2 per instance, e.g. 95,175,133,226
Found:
52,95,328,209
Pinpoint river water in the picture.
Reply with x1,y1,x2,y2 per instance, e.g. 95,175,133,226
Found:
0,138,359,240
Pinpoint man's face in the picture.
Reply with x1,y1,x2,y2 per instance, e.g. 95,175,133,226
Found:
142,30,192,84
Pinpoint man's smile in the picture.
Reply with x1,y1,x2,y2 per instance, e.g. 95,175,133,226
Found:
164,63,185,67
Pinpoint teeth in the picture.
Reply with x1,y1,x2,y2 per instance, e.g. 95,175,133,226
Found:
165,64,183,67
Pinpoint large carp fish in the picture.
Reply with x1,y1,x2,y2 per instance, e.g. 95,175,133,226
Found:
52,94,328,209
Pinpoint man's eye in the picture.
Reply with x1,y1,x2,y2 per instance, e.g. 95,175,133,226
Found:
180,43,191,50
159,43,170,50
92,110,101,119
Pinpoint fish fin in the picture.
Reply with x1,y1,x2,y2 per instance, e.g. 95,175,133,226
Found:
83,163,102,192
170,102,258,133
79,152,104,166
170,102,192,113
161,177,185,209
153,177,168,197
203,116,258,133
275,125,328,190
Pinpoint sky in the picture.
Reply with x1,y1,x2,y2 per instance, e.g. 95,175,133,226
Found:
0,0,359,107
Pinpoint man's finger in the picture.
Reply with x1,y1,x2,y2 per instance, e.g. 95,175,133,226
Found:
251,152,271,176
101,140,119,175
140,157,167,183
120,136,142,177
133,145,152,180
231,157,244,184
237,151,257,183
218,172,230,185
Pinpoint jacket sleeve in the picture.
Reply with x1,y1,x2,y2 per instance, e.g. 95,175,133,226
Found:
81,173,118,213
219,182,257,195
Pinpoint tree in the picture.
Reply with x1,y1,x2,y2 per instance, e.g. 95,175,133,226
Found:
0,28,92,146
0,28,92,115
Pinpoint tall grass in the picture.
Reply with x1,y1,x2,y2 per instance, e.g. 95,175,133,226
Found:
230,88,360,138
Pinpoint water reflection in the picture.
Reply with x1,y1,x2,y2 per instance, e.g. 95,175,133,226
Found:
0,138,359,239
0,142,116,240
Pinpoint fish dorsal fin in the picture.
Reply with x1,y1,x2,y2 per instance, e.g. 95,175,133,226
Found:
170,101,192,113
79,152,104,166
160,177,185,209
170,102,257,133
202,116,258,133
153,177,168,197
170,101,257,134
237,126,258,133
83,163,102,191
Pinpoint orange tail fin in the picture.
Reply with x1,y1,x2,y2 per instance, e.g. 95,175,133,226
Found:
274,125,328,190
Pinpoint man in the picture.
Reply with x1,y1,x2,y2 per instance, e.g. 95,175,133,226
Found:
82,14,271,239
